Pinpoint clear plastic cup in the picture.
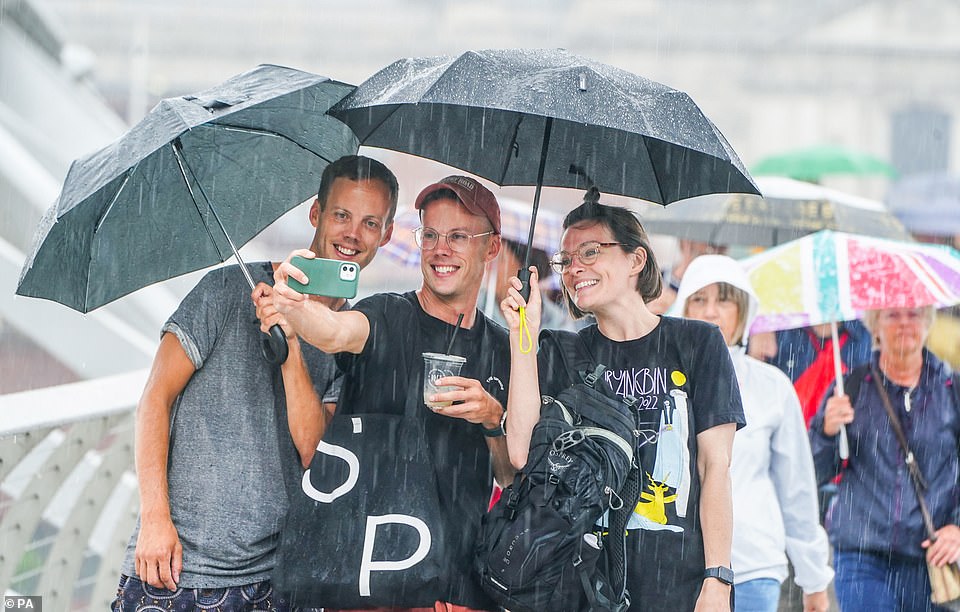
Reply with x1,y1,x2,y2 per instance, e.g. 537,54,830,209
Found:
422,352,466,410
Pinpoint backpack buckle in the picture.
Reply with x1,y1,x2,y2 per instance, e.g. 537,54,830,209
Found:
553,429,586,451
582,364,605,388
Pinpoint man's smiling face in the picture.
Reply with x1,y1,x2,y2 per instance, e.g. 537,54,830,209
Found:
419,197,498,302
310,177,394,270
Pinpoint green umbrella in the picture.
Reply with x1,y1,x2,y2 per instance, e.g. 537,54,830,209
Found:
752,144,897,182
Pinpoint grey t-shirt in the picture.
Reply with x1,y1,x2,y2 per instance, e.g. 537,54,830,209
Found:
121,263,340,588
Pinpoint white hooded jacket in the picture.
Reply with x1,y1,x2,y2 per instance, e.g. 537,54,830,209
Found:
673,255,833,593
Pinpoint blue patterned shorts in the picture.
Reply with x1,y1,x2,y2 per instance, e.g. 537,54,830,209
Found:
111,574,294,611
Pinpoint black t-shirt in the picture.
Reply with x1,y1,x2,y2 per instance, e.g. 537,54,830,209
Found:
539,316,745,611
335,291,511,606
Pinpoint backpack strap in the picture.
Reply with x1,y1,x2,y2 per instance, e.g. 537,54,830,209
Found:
540,328,599,388
606,465,639,608
670,318,701,392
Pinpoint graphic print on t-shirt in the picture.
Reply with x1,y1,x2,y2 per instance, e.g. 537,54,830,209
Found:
601,365,691,533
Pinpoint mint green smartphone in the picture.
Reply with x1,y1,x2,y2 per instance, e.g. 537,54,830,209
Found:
287,256,360,299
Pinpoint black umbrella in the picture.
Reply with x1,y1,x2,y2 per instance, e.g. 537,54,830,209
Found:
17,64,357,363
330,48,759,296
639,175,912,246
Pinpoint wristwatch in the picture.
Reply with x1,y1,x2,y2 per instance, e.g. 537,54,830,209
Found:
481,410,508,438
703,566,734,586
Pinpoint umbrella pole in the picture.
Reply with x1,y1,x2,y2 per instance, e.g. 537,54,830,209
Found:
831,320,850,459
518,117,554,302
171,140,289,364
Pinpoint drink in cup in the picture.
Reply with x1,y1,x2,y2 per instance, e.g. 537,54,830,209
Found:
422,352,466,410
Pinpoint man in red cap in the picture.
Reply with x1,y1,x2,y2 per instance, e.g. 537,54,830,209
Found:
270,175,513,611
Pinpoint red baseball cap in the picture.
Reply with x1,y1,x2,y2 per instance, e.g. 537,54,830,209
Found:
414,175,501,235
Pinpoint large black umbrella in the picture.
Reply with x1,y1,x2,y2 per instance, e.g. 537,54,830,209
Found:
330,48,759,295
639,175,912,246
16,64,357,362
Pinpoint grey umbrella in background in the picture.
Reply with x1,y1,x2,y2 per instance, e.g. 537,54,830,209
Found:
886,172,960,237
638,176,913,247
330,48,759,297
16,64,357,363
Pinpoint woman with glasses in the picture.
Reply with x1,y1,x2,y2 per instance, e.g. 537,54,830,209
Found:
810,306,960,611
499,188,745,611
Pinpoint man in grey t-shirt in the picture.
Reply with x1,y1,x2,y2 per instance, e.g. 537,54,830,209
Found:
112,156,398,611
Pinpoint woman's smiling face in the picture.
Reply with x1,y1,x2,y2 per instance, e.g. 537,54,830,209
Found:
558,221,637,315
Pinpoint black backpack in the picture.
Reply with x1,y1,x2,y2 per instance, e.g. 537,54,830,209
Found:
475,330,641,612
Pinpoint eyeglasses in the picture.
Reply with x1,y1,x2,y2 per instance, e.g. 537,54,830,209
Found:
414,226,496,252
549,242,624,273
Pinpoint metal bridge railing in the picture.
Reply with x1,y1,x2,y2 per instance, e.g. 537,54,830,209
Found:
0,369,147,610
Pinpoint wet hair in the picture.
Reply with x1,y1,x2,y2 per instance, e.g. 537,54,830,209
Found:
862,306,935,350
683,282,751,346
561,187,662,319
317,155,400,224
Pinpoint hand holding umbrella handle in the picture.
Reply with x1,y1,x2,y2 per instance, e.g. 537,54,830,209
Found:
260,324,289,365
831,321,850,460
517,267,532,301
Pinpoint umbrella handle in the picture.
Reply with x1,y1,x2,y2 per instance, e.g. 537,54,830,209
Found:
261,324,289,365
517,267,532,301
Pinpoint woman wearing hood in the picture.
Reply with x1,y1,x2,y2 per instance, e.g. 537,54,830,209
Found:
674,254,832,612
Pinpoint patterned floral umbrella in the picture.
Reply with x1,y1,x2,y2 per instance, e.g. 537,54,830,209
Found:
741,229,960,458
742,229,960,334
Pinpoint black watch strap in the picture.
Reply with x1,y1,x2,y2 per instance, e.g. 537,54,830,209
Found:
481,410,507,437
703,566,734,585
481,423,504,437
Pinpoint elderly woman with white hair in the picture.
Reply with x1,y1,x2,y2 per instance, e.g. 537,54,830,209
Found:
810,305,960,611
675,254,832,612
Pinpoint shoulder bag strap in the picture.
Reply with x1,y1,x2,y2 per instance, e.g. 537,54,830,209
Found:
869,365,938,540
843,364,869,405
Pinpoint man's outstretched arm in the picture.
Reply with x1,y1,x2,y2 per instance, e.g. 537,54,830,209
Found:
271,249,371,355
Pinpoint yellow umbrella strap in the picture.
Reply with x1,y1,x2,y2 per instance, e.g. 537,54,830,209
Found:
518,306,533,354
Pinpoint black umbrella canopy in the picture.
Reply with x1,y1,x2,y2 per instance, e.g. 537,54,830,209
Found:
17,64,357,313
331,48,759,205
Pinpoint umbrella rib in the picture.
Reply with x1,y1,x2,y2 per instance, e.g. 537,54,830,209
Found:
169,140,257,291
496,115,524,186
207,123,340,164
636,134,669,206
94,169,134,234
341,106,406,149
